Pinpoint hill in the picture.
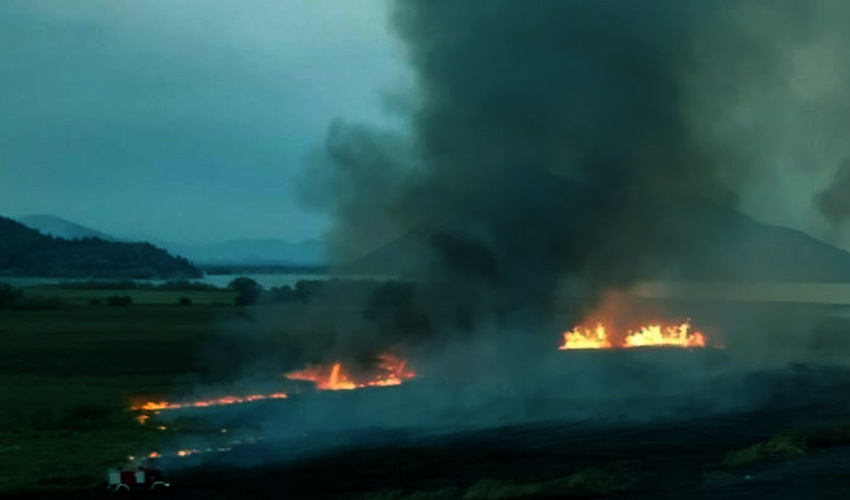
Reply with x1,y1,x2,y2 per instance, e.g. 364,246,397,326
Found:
0,216,201,279
346,174,850,283
168,238,327,266
16,214,118,241
647,200,850,282
16,214,327,266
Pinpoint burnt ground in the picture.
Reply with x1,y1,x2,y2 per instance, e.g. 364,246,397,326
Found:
155,369,850,500
15,363,850,499
10,299,850,499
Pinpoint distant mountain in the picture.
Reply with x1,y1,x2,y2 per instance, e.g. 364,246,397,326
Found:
345,172,850,283
170,238,327,266
0,216,201,279
16,214,118,241
16,214,327,266
641,200,850,282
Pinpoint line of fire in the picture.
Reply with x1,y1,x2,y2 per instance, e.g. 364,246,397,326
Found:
127,318,719,463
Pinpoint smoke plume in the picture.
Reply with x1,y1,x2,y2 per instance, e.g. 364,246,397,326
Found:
303,0,850,330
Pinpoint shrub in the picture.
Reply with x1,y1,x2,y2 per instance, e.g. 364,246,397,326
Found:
179,297,192,306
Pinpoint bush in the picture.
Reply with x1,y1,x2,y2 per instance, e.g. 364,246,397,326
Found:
106,295,133,307
179,297,192,306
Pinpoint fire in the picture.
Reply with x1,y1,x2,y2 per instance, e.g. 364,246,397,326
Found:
559,324,611,350
128,348,417,471
624,323,706,348
131,392,288,413
559,320,708,349
285,352,416,391
129,352,415,426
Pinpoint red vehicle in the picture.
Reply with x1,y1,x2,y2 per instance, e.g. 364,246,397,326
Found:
106,466,169,492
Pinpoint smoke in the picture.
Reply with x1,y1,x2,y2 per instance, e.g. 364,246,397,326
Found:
134,2,850,473
817,160,850,227
302,0,850,326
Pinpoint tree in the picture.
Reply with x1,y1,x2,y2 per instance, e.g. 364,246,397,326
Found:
228,277,262,305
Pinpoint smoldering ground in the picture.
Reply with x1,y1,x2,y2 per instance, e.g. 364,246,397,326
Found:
160,0,850,468
158,294,850,474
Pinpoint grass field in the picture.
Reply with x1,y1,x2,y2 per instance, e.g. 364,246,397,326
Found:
0,293,237,492
19,285,237,306
6,286,850,498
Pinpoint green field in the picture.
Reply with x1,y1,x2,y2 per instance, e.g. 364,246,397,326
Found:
19,285,237,306
0,292,238,492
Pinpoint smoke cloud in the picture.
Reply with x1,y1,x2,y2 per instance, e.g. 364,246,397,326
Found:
139,2,850,471
302,0,850,326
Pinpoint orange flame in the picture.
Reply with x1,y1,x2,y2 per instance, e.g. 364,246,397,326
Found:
285,352,416,390
559,324,611,350
129,352,415,436
559,320,708,349
624,323,706,348
130,392,288,412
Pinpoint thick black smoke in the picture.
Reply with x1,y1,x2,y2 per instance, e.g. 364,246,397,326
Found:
303,0,850,327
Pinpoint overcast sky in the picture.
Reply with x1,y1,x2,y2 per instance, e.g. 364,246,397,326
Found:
0,0,407,244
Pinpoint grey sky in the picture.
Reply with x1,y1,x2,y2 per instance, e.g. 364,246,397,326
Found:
0,0,407,244
3,1,850,252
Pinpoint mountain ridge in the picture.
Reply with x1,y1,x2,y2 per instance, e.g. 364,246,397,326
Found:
15,214,119,241
344,175,850,283
16,214,327,266
0,216,201,279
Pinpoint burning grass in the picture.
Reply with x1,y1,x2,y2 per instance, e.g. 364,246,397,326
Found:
559,320,708,350
130,392,288,413
128,351,416,432
285,352,416,391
